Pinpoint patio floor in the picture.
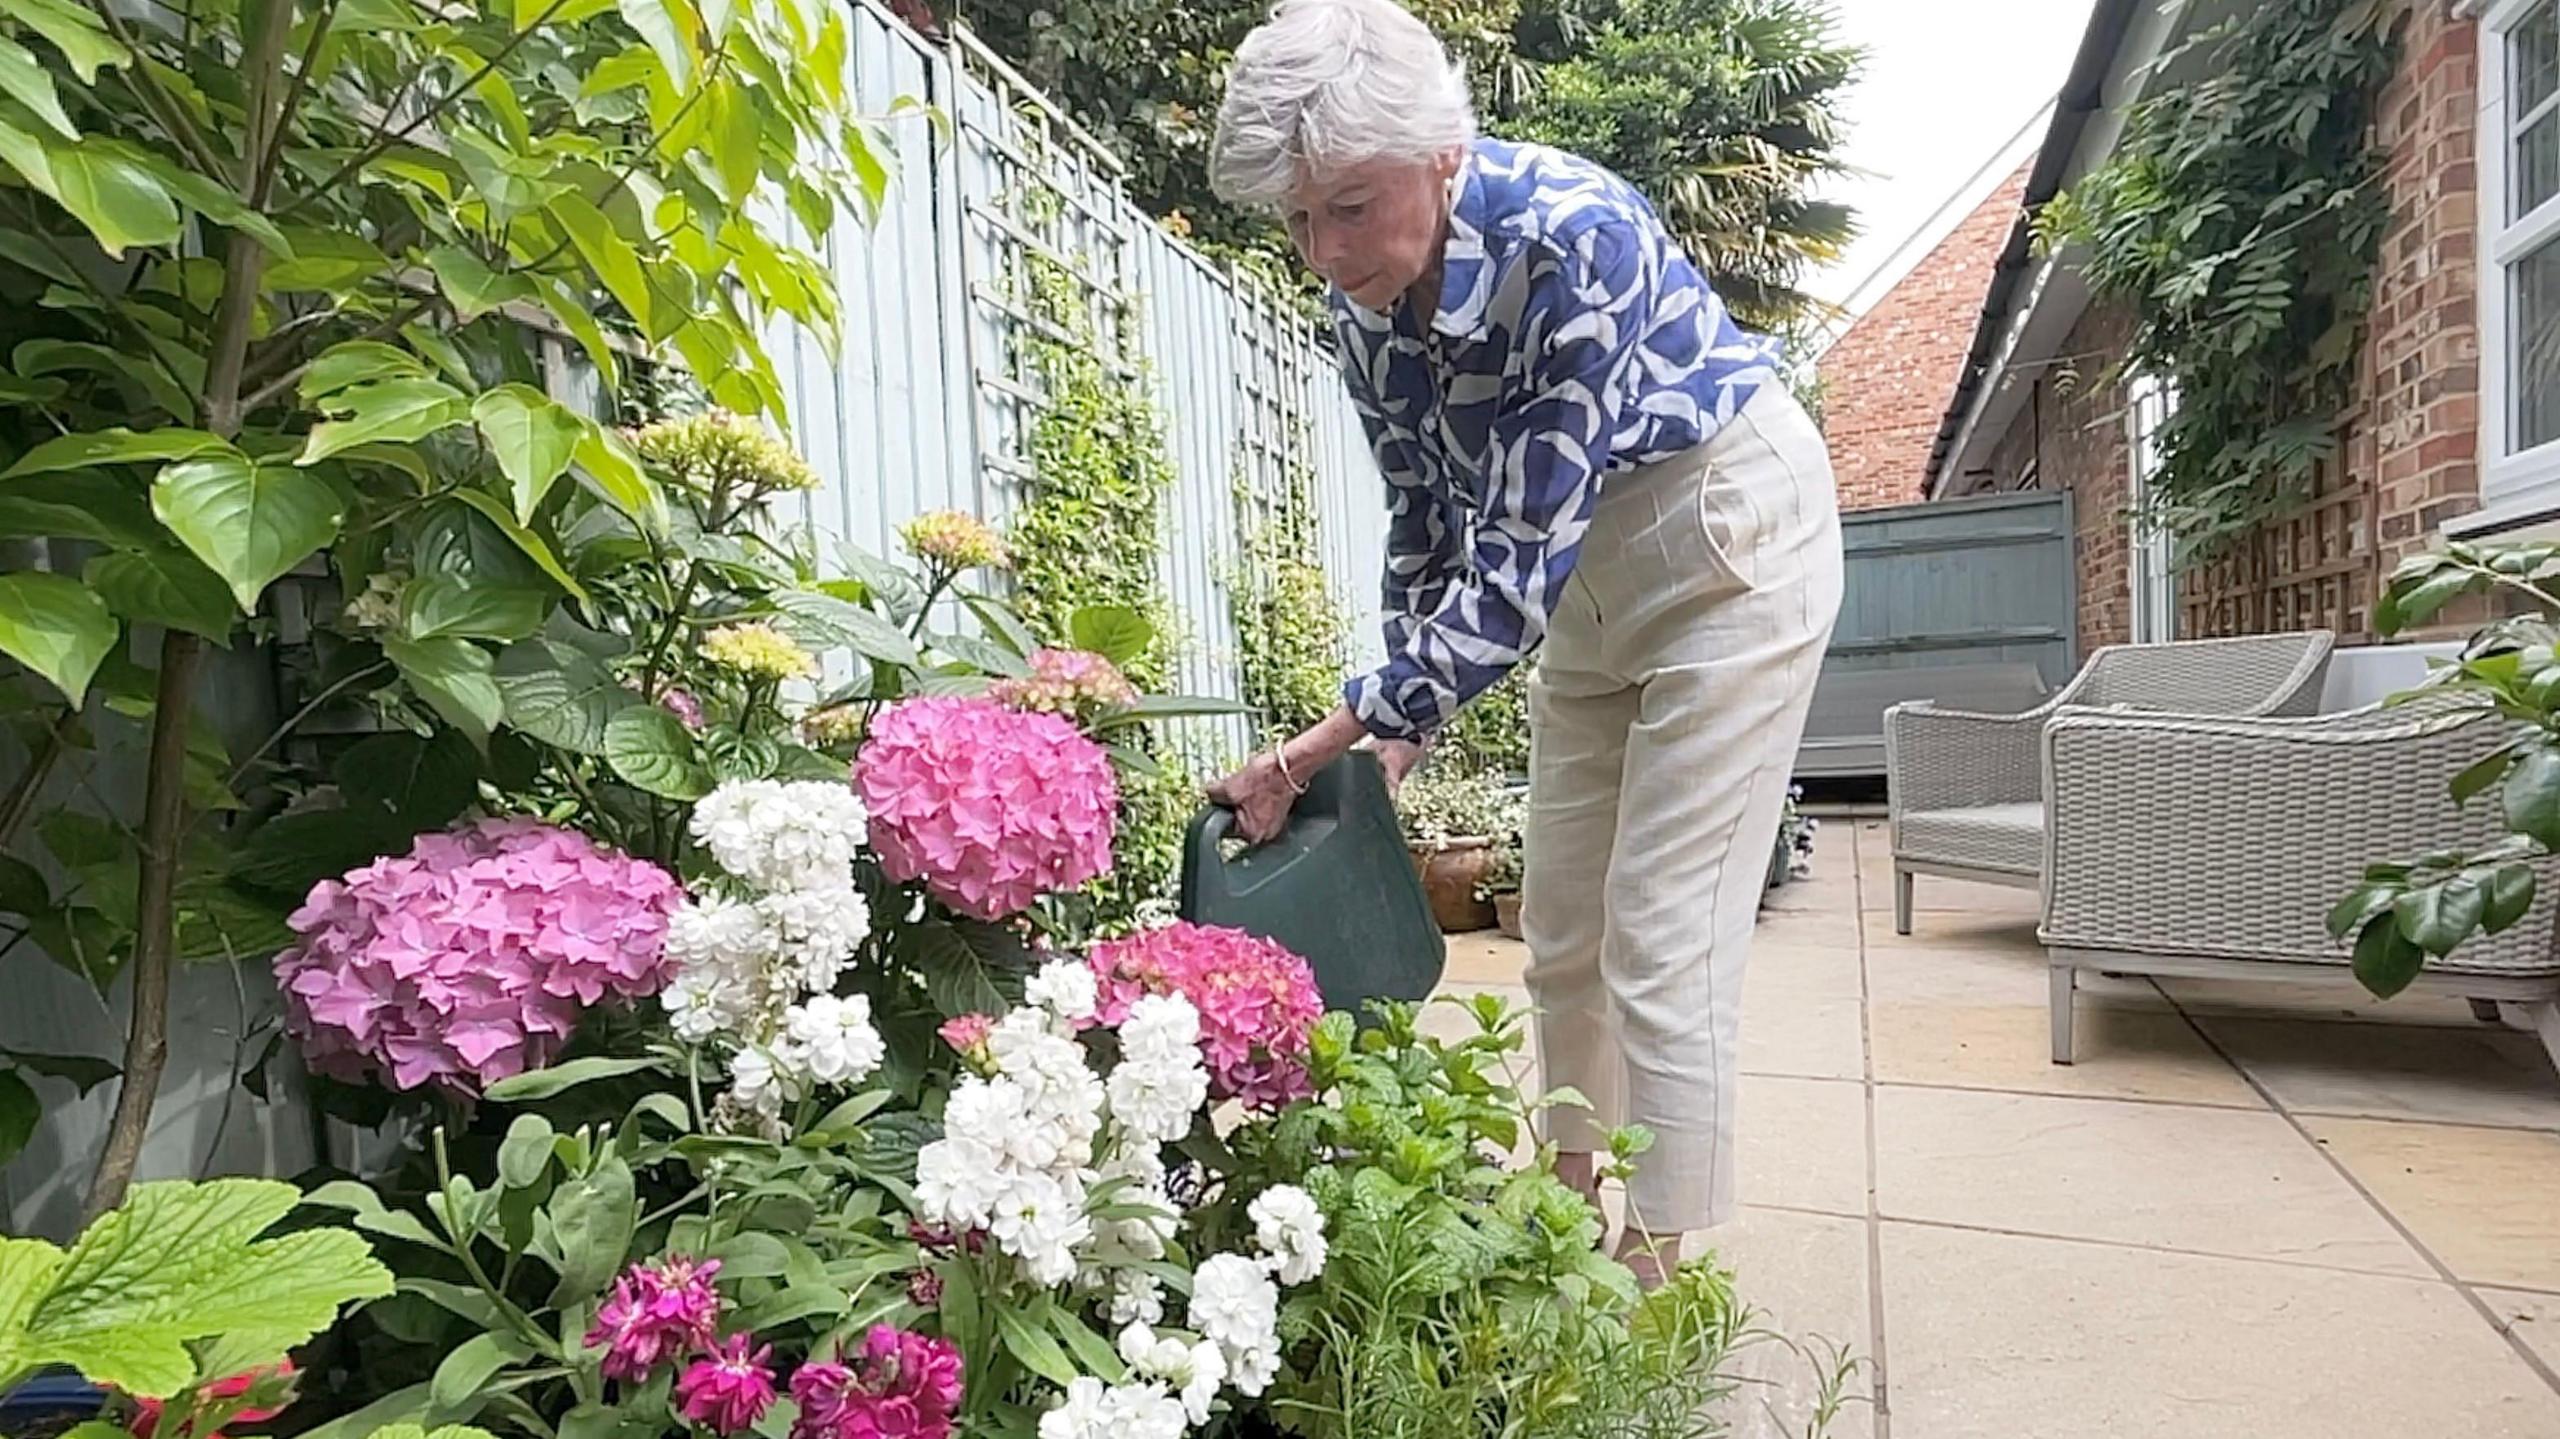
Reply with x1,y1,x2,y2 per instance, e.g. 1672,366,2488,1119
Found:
1429,819,2560,1439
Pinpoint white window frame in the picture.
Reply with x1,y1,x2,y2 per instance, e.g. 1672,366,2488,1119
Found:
2478,0,2560,524
2126,373,2179,643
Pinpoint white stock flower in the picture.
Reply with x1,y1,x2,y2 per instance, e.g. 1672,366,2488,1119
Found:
755,885,871,993
782,992,886,1086
1107,1052,1209,1145
1025,957,1099,1027
727,1044,790,1115
1248,1185,1329,1286
914,1134,1008,1230
1038,1377,1111,1439
1105,1269,1167,1327
691,779,868,892
661,967,739,1043
1191,1254,1282,1397
1116,1324,1227,1425
991,1170,1092,1287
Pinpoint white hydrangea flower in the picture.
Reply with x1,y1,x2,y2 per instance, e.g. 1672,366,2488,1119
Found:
1025,957,1099,1027
1248,1185,1329,1286
1105,1269,1166,1328
782,992,886,1086
1191,1254,1282,1397
755,884,871,993
691,779,867,891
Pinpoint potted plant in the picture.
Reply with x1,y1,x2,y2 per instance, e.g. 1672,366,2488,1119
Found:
1478,829,1525,938
1397,765,1520,933
1766,784,1819,896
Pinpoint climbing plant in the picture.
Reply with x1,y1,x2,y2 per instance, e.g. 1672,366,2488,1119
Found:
1228,452,1350,742
2034,0,2400,549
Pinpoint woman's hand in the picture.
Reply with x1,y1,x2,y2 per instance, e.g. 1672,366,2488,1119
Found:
1206,751,1300,845
1368,737,1426,791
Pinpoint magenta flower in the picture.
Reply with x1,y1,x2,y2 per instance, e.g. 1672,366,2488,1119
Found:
660,687,706,730
1091,922,1325,1109
789,1326,964,1439
855,697,1117,921
586,1256,724,1382
677,1335,778,1434
274,819,681,1095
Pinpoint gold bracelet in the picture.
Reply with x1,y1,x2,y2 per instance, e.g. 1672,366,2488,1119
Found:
1273,746,1310,796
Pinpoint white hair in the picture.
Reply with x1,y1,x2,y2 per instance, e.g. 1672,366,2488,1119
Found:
1210,0,1477,207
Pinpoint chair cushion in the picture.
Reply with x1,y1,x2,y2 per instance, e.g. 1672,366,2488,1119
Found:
1897,802,2044,877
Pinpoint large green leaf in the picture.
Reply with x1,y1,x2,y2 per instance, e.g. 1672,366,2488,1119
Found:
425,245,537,323
229,809,417,897
84,548,237,643
472,384,582,522
602,705,709,799
402,573,549,643
445,490,590,605
0,1178,391,1398
152,455,341,611
1069,605,1152,667
549,193,651,334
298,341,428,405
0,571,116,705
337,729,481,827
546,1156,635,1306
264,229,390,293
0,1069,35,1168
383,634,504,748
772,590,919,666
615,0,695,90
42,137,181,257
481,1055,664,1102
2,426,230,479
300,378,470,466
570,422,661,530
0,0,127,81
0,35,75,138
0,473,165,548
13,338,192,421
493,637,636,755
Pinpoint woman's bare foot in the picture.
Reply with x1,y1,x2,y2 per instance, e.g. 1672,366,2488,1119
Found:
1615,1227,1680,1290
1554,1150,1603,1209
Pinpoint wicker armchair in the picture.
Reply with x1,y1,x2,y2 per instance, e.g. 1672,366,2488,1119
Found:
1883,632,2336,934
2040,700,2560,1073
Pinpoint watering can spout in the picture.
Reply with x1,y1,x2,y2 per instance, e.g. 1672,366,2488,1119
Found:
1177,750,1446,1016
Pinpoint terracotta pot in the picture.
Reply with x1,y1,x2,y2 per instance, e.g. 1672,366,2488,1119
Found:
1494,891,1523,939
1410,838,1498,933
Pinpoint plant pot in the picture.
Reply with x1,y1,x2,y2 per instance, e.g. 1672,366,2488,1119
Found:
1409,838,1498,933
1494,891,1523,939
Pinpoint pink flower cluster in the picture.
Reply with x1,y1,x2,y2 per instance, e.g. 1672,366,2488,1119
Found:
588,1256,725,1383
1089,922,1325,1109
856,696,1118,921
679,1336,779,1434
274,819,681,1094
989,648,1139,723
791,1327,965,1439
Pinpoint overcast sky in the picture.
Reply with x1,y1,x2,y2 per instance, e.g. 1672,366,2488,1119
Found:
1803,0,2098,309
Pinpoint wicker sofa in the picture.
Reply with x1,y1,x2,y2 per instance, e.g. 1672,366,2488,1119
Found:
1883,632,2337,935
2039,699,2560,1073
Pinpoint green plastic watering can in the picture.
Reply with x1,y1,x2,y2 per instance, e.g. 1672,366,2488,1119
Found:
1178,750,1446,1016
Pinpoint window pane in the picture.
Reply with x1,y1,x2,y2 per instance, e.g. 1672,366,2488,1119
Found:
2519,237,2560,454
2524,109,2560,219
2520,2,2559,117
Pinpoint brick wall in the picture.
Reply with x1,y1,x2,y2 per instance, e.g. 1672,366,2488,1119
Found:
1818,164,2031,511
1972,302,2140,658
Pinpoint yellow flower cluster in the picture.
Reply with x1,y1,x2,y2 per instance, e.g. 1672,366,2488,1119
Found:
702,622,819,681
898,509,1008,572
629,410,820,495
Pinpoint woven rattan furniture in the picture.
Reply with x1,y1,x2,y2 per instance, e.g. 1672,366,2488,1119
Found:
2040,700,2560,1073
1883,632,2337,934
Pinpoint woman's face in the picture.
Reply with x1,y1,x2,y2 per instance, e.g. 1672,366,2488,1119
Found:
1282,150,1462,312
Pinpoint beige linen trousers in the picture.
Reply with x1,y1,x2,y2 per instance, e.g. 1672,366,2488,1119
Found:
1523,384,1843,1234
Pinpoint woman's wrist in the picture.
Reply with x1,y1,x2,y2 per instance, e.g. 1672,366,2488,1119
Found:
1278,708,1367,784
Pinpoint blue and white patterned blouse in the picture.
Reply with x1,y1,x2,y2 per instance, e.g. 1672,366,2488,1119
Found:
1334,137,1785,741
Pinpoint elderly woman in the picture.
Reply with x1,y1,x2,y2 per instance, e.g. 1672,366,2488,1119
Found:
1203,0,1843,1280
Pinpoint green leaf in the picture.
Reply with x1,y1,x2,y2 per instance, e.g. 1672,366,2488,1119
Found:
481,1054,665,1101
0,472,160,548
43,137,181,257
264,228,390,293
2385,570,2476,633
0,0,127,81
494,637,637,755
229,808,415,897
929,631,1029,679
549,193,652,335
2351,914,2426,999
2484,863,2537,936
446,490,591,605
1070,605,1152,666
2397,875,2487,956
140,159,293,259
993,1303,1079,1387
0,853,46,914
431,1331,534,1412
0,1178,392,1398
337,728,481,827
2,425,229,478
472,384,583,521
300,378,470,465
2324,882,2397,942
425,245,536,324
1044,1299,1127,1382
298,341,428,405
0,35,75,138
383,634,504,748
84,548,238,642
288,1383,434,1439
403,573,550,643
703,76,760,204
38,810,120,869
3,1048,114,1094
2449,745,2517,806
615,0,695,89
2504,747,2560,851
1088,694,1257,731
772,590,920,667
12,337,192,421
497,1113,556,1190
961,592,1036,657
546,1155,635,1306
151,454,343,611
0,571,116,705
602,705,710,800
572,423,661,530
0,1068,35,1168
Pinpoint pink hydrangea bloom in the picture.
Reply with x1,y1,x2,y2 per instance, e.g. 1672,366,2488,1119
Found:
988,648,1139,722
855,697,1117,921
789,1326,964,1439
274,819,681,1095
660,687,706,730
586,1256,724,1382
937,1013,993,1053
677,1335,778,1433
1090,923,1324,1109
